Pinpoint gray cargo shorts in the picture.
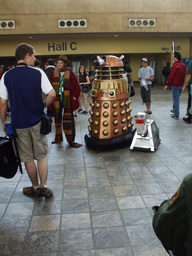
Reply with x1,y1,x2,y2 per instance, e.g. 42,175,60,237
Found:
16,121,48,162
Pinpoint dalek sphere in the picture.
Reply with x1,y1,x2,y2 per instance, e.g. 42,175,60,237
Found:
84,55,135,148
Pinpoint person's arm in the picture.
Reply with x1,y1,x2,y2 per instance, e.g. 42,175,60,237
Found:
146,67,154,81
85,74,90,84
164,65,176,90
45,89,56,107
0,74,8,133
0,98,8,133
182,74,191,92
40,69,56,106
146,74,154,81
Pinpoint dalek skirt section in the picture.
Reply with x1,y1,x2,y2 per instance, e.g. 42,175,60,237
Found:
84,55,135,148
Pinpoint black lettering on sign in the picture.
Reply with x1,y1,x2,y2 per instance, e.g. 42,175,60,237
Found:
70,42,77,50
48,43,55,51
48,42,77,52
62,42,67,51
161,47,169,51
56,44,62,51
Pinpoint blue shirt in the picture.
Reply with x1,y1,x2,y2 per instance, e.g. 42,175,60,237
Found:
0,66,52,129
138,66,154,86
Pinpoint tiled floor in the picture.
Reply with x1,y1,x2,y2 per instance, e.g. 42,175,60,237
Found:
0,86,191,256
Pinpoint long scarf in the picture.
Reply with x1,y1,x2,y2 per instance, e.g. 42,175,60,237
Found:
52,69,75,144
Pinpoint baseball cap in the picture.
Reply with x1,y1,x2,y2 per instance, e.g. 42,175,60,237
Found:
142,58,148,63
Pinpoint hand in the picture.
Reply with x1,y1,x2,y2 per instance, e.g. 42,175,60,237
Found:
73,97,76,100
164,85,168,90
182,85,187,92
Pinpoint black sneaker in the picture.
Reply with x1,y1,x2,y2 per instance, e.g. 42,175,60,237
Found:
183,116,192,123
171,114,179,120
81,110,88,114
170,109,174,113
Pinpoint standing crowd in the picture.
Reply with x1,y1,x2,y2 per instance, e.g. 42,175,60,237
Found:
0,43,191,199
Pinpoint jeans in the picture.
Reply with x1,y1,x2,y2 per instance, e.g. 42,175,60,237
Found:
172,86,182,117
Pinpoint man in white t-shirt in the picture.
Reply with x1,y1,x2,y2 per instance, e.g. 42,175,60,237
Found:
138,58,154,114
0,43,56,198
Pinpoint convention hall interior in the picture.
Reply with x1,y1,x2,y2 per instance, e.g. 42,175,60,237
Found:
0,1,192,256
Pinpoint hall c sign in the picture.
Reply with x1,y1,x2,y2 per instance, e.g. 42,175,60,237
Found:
48,42,77,52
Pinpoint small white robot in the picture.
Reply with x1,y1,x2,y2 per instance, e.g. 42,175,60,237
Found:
130,112,160,152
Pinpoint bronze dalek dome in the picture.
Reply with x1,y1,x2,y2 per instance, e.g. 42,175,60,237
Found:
84,55,135,148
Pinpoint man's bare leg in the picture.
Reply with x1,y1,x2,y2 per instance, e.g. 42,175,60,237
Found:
37,157,48,187
146,102,151,113
25,160,39,187
37,157,53,198
23,160,41,196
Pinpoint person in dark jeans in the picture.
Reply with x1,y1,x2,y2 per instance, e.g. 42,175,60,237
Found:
164,52,186,119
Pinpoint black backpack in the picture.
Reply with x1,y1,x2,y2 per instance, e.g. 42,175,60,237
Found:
0,137,22,178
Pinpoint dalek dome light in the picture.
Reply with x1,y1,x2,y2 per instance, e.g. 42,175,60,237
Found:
97,55,124,68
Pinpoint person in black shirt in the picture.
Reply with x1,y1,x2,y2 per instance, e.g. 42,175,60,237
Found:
162,62,171,84
78,65,90,114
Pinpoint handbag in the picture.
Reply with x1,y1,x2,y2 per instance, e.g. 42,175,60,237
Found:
40,115,52,135
82,85,90,93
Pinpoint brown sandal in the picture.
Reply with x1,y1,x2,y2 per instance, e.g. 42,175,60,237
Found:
69,142,82,148
23,186,41,197
40,187,53,198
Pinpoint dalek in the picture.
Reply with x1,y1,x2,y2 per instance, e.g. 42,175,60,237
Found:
84,55,136,148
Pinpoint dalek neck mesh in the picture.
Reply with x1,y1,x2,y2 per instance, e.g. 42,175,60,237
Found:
95,67,124,80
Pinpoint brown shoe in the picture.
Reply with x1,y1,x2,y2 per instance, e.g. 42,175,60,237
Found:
69,142,82,148
23,186,41,197
40,187,53,198
52,134,63,144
